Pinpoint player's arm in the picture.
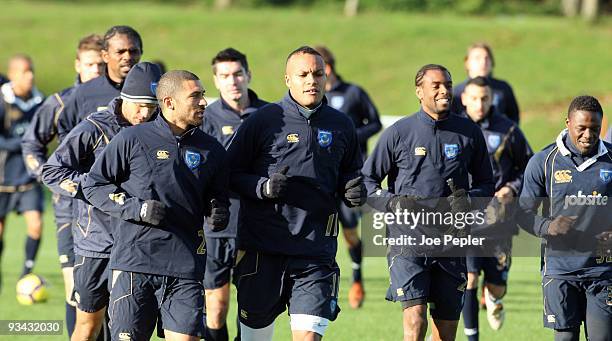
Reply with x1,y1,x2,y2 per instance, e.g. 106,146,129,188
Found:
56,89,80,142
355,88,382,145
22,94,63,179
504,126,533,194
504,83,520,124
337,122,365,207
467,127,495,198
0,108,23,152
362,125,398,212
41,120,99,200
517,154,553,237
81,132,144,222
227,115,268,200
204,147,231,230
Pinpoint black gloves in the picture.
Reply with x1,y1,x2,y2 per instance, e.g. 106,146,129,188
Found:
387,195,420,212
343,176,367,207
547,215,577,236
263,166,289,199
207,199,229,232
139,200,166,225
446,179,470,214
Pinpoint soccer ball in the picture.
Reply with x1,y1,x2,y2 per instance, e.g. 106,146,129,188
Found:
16,274,49,305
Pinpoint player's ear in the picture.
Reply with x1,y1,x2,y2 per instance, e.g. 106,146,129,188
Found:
162,97,173,110
101,49,110,64
415,86,423,102
284,74,291,89
565,117,570,129
74,58,81,74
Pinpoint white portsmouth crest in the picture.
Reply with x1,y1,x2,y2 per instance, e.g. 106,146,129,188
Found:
184,150,201,170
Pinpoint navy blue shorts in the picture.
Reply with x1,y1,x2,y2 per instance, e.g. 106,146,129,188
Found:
108,271,204,339
542,276,612,330
0,184,44,218
386,249,467,320
72,255,110,313
336,199,360,229
204,236,235,290
466,254,511,286
234,251,340,329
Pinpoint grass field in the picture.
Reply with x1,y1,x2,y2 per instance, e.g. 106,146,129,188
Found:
0,1,610,340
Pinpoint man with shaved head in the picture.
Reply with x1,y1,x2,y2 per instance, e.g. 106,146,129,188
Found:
0,54,45,292
227,46,366,341
82,70,230,340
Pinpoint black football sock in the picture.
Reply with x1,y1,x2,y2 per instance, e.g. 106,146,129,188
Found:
65,302,76,337
22,236,41,276
348,240,363,283
463,288,479,341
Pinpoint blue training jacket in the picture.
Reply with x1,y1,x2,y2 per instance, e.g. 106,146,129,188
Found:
42,97,134,258
82,114,229,280
227,93,363,260
0,83,44,189
22,78,80,224
200,89,268,239
57,73,122,141
519,130,612,280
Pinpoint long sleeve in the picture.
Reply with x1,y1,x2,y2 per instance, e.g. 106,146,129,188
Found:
22,94,63,178
337,122,363,194
504,126,533,194
227,117,269,200
518,153,551,237
354,89,382,146
56,90,80,142
362,125,398,212
468,128,495,198
82,133,142,222
41,120,98,199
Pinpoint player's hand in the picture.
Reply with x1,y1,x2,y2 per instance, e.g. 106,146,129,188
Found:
139,200,166,225
546,215,578,236
207,199,229,232
494,186,515,205
447,188,470,214
263,165,289,199
343,176,366,207
387,195,419,212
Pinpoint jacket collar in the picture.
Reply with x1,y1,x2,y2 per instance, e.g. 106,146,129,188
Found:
154,113,198,140
416,108,450,127
218,89,261,118
556,128,607,172
1,82,44,112
281,92,327,120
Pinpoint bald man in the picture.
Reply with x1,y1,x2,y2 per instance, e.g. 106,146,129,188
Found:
227,46,366,341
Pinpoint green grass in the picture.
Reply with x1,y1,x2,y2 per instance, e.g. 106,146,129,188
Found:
1,206,559,341
0,1,608,340
0,1,611,150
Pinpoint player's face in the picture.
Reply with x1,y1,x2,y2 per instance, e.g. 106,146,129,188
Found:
416,69,452,116
176,80,207,127
466,47,493,78
285,53,326,109
8,58,34,95
566,110,602,155
76,50,104,83
102,34,142,82
121,101,157,125
213,61,250,103
462,84,492,122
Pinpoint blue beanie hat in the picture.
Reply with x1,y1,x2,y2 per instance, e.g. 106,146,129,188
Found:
120,62,162,104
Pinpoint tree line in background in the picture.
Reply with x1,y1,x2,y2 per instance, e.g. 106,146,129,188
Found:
211,0,608,18
39,0,611,19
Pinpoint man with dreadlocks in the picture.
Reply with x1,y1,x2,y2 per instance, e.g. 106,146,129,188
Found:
363,64,494,340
